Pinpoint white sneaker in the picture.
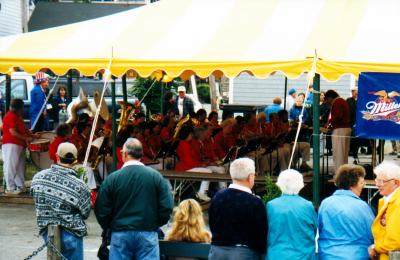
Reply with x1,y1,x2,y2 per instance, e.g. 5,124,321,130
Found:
196,192,211,202
5,189,21,195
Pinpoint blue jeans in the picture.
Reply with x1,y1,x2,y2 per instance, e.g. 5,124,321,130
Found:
42,229,83,260
109,230,159,260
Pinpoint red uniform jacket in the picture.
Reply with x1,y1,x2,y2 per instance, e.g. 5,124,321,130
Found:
213,131,237,160
48,136,69,163
175,140,201,171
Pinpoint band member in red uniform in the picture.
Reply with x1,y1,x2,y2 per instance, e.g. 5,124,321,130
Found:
213,118,237,161
208,111,221,131
148,121,162,158
70,121,91,163
2,99,39,194
49,123,72,163
160,115,175,144
242,113,261,140
175,125,214,202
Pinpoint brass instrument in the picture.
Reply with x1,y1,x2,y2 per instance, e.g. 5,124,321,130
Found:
172,115,201,139
117,101,134,133
173,115,191,139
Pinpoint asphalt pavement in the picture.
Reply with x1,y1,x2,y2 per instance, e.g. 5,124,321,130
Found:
0,203,102,260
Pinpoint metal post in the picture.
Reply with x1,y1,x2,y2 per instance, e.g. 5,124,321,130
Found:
122,74,127,103
111,76,117,172
5,74,11,113
67,70,73,103
379,139,384,163
283,76,288,110
47,224,61,260
312,74,321,206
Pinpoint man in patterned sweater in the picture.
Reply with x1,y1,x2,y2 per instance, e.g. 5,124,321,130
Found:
31,142,91,260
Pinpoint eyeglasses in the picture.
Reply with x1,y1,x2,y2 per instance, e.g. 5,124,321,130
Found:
375,178,395,185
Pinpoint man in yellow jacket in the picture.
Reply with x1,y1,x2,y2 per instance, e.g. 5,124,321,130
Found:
369,161,400,260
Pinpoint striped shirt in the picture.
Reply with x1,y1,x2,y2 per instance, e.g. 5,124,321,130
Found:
31,164,91,237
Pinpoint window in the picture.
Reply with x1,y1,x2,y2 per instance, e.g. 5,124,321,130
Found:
0,79,28,100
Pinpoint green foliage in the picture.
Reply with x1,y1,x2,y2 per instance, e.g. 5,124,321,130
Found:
262,175,282,204
129,78,177,115
197,83,210,103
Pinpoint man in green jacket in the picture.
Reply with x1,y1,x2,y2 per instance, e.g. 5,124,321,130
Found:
95,138,173,259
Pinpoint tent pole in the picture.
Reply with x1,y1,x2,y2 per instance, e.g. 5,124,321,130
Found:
161,82,165,114
111,76,117,172
283,76,288,110
122,74,127,103
5,74,11,113
312,73,321,206
67,70,73,103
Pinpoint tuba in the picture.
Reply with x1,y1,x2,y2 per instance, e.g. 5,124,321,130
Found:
117,101,134,133
172,115,201,139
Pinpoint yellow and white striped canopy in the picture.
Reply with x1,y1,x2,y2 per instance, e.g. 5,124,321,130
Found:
1,0,400,80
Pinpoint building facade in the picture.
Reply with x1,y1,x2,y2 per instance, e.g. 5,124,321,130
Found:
0,0,34,36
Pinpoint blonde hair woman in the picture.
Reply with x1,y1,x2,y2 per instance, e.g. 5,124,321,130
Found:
166,199,211,243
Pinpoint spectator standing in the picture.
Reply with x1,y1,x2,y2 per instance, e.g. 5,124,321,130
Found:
52,85,69,127
369,161,400,260
208,158,267,260
346,86,358,127
31,142,91,260
286,88,297,110
289,94,309,124
163,91,175,116
30,72,49,132
318,164,374,259
2,99,38,194
95,138,173,260
264,97,282,123
266,169,317,260
165,199,211,243
175,86,194,119
324,90,351,171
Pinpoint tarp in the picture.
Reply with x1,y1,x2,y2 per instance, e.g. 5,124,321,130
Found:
2,0,400,80
356,72,400,140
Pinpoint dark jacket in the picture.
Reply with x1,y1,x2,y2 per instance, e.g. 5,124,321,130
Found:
209,188,268,254
94,164,173,231
174,96,194,117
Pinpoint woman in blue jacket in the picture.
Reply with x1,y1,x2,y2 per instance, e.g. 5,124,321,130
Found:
266,169,317,260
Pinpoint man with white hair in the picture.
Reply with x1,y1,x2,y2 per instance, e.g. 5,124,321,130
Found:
95,138,173,259
266,169,317,259
174,86,194,119
369,161,400,259
208,158,267,260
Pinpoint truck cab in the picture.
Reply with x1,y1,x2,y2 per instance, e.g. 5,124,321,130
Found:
0,72,33,123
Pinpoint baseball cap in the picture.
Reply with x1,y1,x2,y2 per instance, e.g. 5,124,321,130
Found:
57,142,78,161
288,88,296,95
177,86,186,92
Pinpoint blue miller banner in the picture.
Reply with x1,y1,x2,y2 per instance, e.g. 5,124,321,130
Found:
356,72,400,140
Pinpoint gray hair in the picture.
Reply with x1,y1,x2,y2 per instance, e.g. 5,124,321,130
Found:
230,158,255,180
123,138,143,159
276,169,304,195
374,160,400,180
